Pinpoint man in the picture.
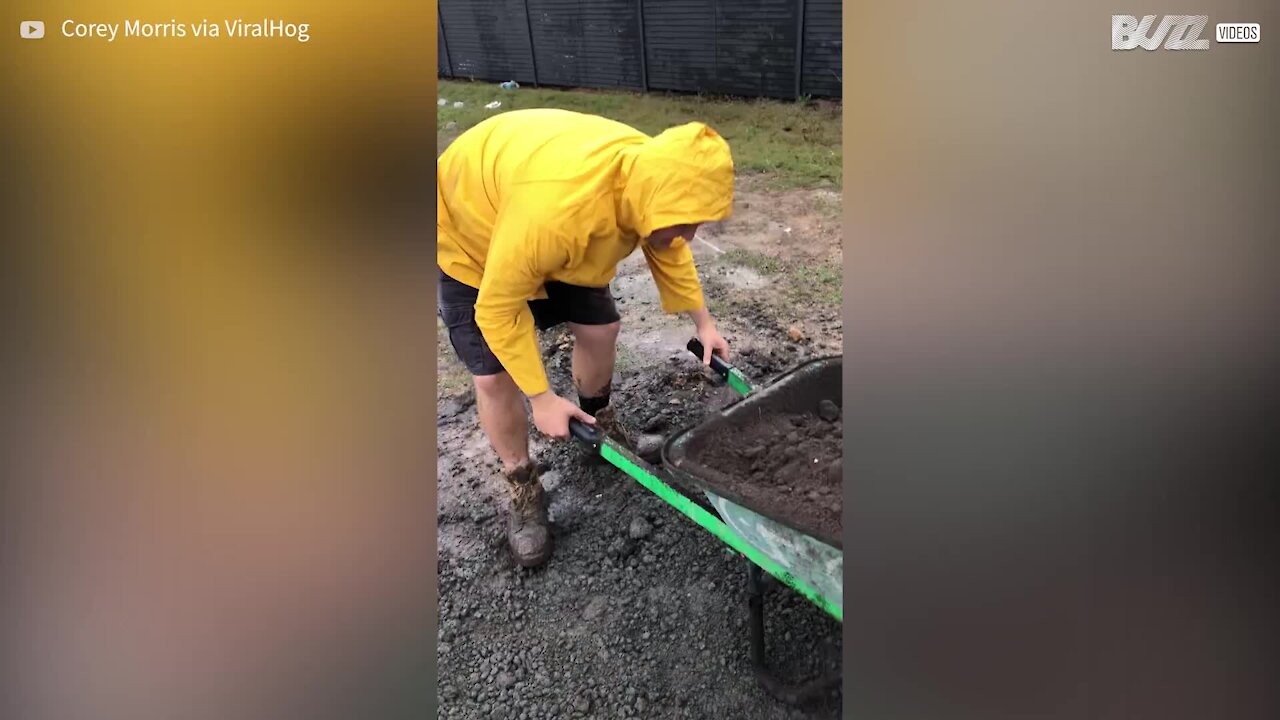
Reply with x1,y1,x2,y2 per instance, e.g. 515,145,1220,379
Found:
437,108,733,567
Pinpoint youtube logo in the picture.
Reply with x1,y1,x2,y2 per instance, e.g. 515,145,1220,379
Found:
20,20,45,39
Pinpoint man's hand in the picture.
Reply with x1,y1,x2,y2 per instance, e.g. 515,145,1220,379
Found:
529,391,595,440
696,325,730,366
687,307,730,366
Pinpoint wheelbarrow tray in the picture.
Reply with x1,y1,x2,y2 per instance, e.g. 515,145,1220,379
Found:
661,355,843,612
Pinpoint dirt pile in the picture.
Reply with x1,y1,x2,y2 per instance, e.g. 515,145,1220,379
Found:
692,402,842,542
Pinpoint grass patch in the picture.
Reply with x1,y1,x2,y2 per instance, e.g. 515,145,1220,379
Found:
812,190,843,220
721,248,841,306
438,80,841,189
722,248,786,276
614,343,642,375
437,318,472,396
706,293,731,319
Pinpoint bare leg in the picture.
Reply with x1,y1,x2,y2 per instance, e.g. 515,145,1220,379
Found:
474,371,551,567
569,321,621,399
473,372,529,473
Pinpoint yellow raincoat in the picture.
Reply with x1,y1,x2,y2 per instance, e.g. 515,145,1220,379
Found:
437,109,735,396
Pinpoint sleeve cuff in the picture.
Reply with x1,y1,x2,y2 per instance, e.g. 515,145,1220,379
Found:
514,372,550,397
659,291,705,314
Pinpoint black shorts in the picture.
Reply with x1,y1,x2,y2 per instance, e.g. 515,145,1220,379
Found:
437,268,621,377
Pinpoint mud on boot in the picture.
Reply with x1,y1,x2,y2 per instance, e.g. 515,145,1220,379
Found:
579,404,630,467
505,461,552,567
582,405,665,464
591,404,636,449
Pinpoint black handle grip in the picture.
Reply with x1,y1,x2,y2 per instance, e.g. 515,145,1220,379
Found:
687,338,732,378
568,418,600,448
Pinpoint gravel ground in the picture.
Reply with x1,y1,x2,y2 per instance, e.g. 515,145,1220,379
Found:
436,194,845,719
436,339,843,719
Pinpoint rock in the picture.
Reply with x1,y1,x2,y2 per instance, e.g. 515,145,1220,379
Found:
497,672,516,689
607,537,635,559
539,470,562,492
642,414,666,433
628,516,652,540
817,399,841,422
582,596,608,620
439,392,475,417
636,434,664,463
787,325,804,342
574,697,591,713
445,120,457,131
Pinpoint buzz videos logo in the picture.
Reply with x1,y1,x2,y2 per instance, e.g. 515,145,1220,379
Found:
1112,15,1261,50
1112,15,1209,50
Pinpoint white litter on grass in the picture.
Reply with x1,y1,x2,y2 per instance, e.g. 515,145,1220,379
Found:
784,227,792,234
697,237,725,255
484,100,502,110
453,101,464,109
438,98,447,106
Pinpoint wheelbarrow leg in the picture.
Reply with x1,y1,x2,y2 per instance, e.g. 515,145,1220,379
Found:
746,561,842,706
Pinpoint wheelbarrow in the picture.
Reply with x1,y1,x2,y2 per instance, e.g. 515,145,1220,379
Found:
569,340,843,705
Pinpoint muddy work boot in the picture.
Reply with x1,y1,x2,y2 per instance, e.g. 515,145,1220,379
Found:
591,404,636,449
504,462,552,567
588,405,665,464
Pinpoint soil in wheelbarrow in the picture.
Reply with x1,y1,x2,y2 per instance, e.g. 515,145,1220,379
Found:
692,401,842,540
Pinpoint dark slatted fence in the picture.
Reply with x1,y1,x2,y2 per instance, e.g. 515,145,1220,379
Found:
801,0,842,98
437,0,841,100
527,0,645,90
439,0,538,86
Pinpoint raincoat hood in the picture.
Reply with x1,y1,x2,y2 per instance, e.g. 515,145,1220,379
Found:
619,122,735,239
